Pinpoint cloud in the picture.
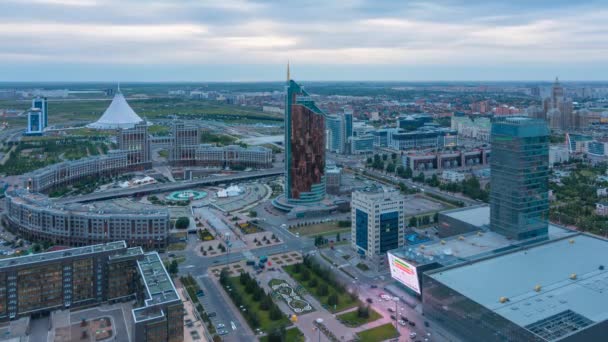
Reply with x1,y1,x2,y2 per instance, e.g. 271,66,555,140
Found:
0,0,606,80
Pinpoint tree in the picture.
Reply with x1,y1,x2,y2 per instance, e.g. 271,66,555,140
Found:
32,243,42,253
366,157,373,164
175,217,190,229
386,163,395,173
409,217,418,227
301,269,311,281
433,212,439,223
422,215,430,225
293,263,302,273
391,152,397,160
168,260,179,275
317,284,329,296
269,306,284,320
260,296,273,311
357,305,370,318
382,154,388,161
249,210,257,217
404,166,413,179
268,327,286,342
336,232,341,242
396,165,405,177
327,293,339,306
308,278,318,288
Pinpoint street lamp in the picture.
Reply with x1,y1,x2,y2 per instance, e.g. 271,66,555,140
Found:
315,318,324,342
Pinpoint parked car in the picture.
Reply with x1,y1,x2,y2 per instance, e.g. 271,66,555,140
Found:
217,323,225,328
409,332,417,339
409,321,416,327
388,308,394,313
366,298,373,304
390,315,396,320
208,312,217,318
401,315,408,322
370,285,378,288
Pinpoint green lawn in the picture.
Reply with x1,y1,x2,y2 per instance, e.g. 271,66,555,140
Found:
283,264,359,313
288,222,350,236
226,276,291,332
337,307,382,327
166,243,186,251
259,327,304,342
357,323,400,342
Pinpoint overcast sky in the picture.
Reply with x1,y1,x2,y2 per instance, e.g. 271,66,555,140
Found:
1,0,607,82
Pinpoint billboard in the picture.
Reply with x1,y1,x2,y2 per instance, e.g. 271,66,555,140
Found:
388,253,421,294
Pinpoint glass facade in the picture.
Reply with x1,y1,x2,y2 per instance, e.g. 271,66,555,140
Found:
72,258,95,303
490,117,549,240
284,80,326,203
326,115,344,153
355,209,368,252
379,211,399,253
17,264,63,314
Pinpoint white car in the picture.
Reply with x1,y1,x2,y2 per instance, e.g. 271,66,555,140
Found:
398,320,406,326
409,332,417,339
217,323,225,328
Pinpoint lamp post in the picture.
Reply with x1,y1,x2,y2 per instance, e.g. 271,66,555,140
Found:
315,318,324,342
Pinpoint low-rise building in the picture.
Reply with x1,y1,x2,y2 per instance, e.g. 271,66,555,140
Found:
596,202,608,216
441,170,465,183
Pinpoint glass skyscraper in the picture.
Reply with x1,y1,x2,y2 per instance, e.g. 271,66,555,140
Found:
490,117,550,240
284,79,326,203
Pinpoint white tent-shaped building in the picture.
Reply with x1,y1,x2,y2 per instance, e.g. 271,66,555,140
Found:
88,90,143,129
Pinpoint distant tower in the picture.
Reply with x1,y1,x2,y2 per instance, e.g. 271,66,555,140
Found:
490,117,550,240
543,76,573,131
26,108,44,135
31,96,48,129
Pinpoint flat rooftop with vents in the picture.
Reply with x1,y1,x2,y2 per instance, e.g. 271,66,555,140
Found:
424,233,608,341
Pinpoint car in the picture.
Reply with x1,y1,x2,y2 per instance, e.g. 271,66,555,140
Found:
388,308,394,313
409,321,416,327
410,332,417,339
424,321,429,327
398,320,406,326
390,315,396,320
366,298,373,304
208,312,217,317
370,285,378,288
217,323,225,328
401,315,408,322
196,290,205,297
168,253,175,257
218,330,228,336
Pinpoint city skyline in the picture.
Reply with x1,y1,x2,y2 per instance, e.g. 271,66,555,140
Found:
1,0,608,81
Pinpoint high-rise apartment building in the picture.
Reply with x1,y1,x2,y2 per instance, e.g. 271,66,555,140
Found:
117,122,151,169
490,117,550,240
351,187,405,270
26,108,44,135
169,121,199,164
343,108,353,153
284,78,326,203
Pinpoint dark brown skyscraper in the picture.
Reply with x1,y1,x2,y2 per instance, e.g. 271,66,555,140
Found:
284,77,326,203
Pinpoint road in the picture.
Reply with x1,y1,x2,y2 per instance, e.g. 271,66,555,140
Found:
57,168,284,203
173,218,316,341
357,167,479,206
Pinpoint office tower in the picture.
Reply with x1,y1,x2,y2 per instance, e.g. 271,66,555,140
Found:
543,77,573,130
284,73,326,203
32,96,48,129
343,108,353,153
490,117,550,240
351,187,405,270
26,108,43,135
326,115,344,153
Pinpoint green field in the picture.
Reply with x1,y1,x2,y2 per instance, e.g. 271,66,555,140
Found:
356,323,400,342
0,97,282,125
337,307,382,327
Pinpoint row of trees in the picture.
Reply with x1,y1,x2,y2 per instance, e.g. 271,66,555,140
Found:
439,176,489,202
219,269,285,329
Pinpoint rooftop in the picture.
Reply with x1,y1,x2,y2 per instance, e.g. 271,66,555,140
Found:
0,241,127,269
428,234,608,339
133,252,180,322
441,205,491,229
